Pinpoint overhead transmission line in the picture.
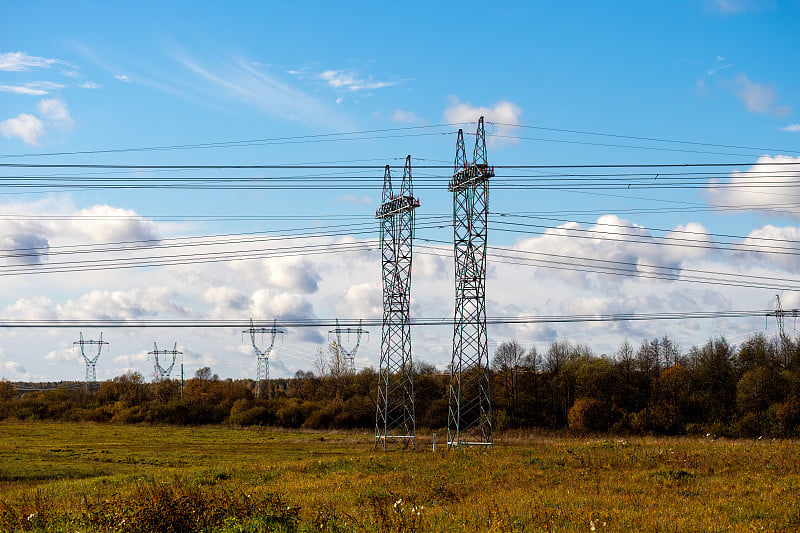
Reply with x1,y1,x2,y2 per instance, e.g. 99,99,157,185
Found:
2,120,797,159
0,309,776,329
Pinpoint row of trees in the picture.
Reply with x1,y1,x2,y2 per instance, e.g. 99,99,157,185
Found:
2,332,800,437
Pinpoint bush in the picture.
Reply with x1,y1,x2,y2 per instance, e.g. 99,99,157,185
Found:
568,398,609,433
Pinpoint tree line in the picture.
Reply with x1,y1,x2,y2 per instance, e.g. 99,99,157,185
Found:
1,331,799,437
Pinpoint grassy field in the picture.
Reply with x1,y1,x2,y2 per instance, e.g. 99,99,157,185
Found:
1,422,800,532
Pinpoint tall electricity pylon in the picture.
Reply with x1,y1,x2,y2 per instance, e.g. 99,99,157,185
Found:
149,342,182,382
329,318,368,373
375,156,419,451
244,318,284,398
773,294,799,367
447,116,494,449
74,332,108,392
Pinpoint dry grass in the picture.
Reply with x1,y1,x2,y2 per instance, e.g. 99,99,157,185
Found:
1,421,799,531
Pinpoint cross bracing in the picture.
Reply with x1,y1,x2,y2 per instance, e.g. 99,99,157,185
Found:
375,156,419,451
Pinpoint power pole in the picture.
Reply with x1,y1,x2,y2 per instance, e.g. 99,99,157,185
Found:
73,332,108,392
329,318,368,374
243,318,284,398
447,116,494,449
375,156,419,451
149,342,182,382
773,294,798,367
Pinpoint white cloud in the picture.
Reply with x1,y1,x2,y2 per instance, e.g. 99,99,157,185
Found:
115,74,131,82
392,110,420,123
263,258,320,294
0,97,73,145
0,52,61,71
78,81,101,89
443,99,523,146
47,205,159,244
1,360,27,378
177,55,346,130
38,97,73,129
58,287,192,321
45,346,81,363
781,124,800,132
0,113,44,145
0,84,48,95
734,73,790,116
513,215,711,288
707,155,800,218
735,225,800,271
319,69,397,91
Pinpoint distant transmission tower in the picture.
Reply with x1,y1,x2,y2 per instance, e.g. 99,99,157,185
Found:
74,332,108,392
149,342,182,382
375,156,419,451
329,318,368,373
447,116,494,449
773,294,799,366
243,318,284,398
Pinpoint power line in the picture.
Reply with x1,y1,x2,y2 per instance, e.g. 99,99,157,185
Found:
0,309,775,328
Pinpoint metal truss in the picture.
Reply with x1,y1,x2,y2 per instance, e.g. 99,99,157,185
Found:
243,318,284,398
375,155,419,451
74,332,108,392
149,342,182,382
329,318,367,374
447,116,494,448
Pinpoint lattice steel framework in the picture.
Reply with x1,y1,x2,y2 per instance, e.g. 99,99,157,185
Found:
244,318,284,398
74,332,108,392
447,116,494,448
149,342,182,382
329,318,367,374
375,155,419,450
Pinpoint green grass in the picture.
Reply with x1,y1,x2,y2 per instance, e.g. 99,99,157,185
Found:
1,421,800,531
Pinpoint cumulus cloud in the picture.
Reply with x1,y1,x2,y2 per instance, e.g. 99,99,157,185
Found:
59,287,192,321
707,155,800,218
1,360,28,378
263,258,320,294
115,74,131,82
78,81,100,89
734,225,800,271
0,113,44,145
781,124,800,132
319,70,397,91
251,289,314,319
1,97,73,145
514,215,712,287
734,74,790,116
0,232,49,265
443,99,522,146
38,97,73,129
46,205,159,244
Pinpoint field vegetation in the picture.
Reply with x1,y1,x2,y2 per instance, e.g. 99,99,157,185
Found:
3,332,800,438
1,422,800,532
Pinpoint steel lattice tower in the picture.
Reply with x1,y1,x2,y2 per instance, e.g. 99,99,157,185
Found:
74,332,108,392
447,116,494,448
149,342,182,382
329,318,367,374
375,155,419,451
244,318,284,398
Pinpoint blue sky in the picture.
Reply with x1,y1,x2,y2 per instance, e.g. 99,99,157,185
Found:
1,0,800,382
